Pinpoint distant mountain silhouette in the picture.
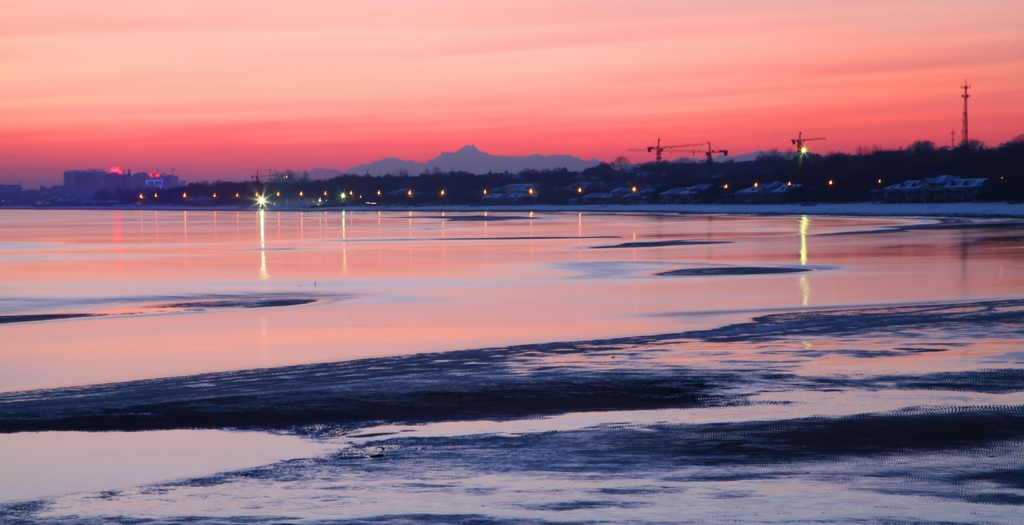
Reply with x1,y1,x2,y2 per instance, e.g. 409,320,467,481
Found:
313,148,770,179
346,145,600,176
307,167,344,180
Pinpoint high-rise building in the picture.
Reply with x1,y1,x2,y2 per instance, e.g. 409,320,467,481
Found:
63,169,107,191
130,171,180,189
64,167,182,193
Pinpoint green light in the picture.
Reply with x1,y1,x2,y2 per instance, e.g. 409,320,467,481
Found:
340,192,346,200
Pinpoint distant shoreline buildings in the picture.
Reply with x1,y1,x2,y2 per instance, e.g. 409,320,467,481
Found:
62,167,182,193
0,138,1019,208
0,167,185,206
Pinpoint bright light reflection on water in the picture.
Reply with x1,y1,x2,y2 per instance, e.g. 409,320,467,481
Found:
0,209,1022,391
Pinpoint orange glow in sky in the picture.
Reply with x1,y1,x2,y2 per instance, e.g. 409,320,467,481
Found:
2,1,1023,184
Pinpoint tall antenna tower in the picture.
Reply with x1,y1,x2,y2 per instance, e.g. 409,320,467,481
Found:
960,80,970,145
950,129,955,149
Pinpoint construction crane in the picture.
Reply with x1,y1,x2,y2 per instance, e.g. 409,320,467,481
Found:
791,132,826,155
698,142,728,164
628,138,705,163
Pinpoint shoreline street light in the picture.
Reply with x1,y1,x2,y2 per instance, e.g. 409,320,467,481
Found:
408,190,413,197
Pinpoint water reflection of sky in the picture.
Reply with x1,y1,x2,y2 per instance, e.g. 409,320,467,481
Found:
0,210,1022,391
0,429,332,502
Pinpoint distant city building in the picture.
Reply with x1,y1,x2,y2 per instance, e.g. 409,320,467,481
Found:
63,169,107,192
0,184,23,206
133,171,180,189
63,167,181,193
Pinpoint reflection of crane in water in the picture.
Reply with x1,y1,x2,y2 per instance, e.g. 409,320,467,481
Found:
628,138,704,163
791,132,826,156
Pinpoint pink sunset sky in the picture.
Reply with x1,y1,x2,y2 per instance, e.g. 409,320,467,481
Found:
2,0,1022,185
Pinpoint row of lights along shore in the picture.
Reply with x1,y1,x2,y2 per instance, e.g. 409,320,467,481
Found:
137,176,864,206
136,179,862,206
136,171,864,204
144,187,539,200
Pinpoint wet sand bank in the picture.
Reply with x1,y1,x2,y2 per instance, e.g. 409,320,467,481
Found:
3,298,1022,435
3,297,1024,523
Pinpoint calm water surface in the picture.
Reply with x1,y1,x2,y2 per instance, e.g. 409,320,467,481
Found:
1,209,1018,391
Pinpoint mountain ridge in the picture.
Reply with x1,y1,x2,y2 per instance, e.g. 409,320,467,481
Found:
306,146,773,179
344,145,601,176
